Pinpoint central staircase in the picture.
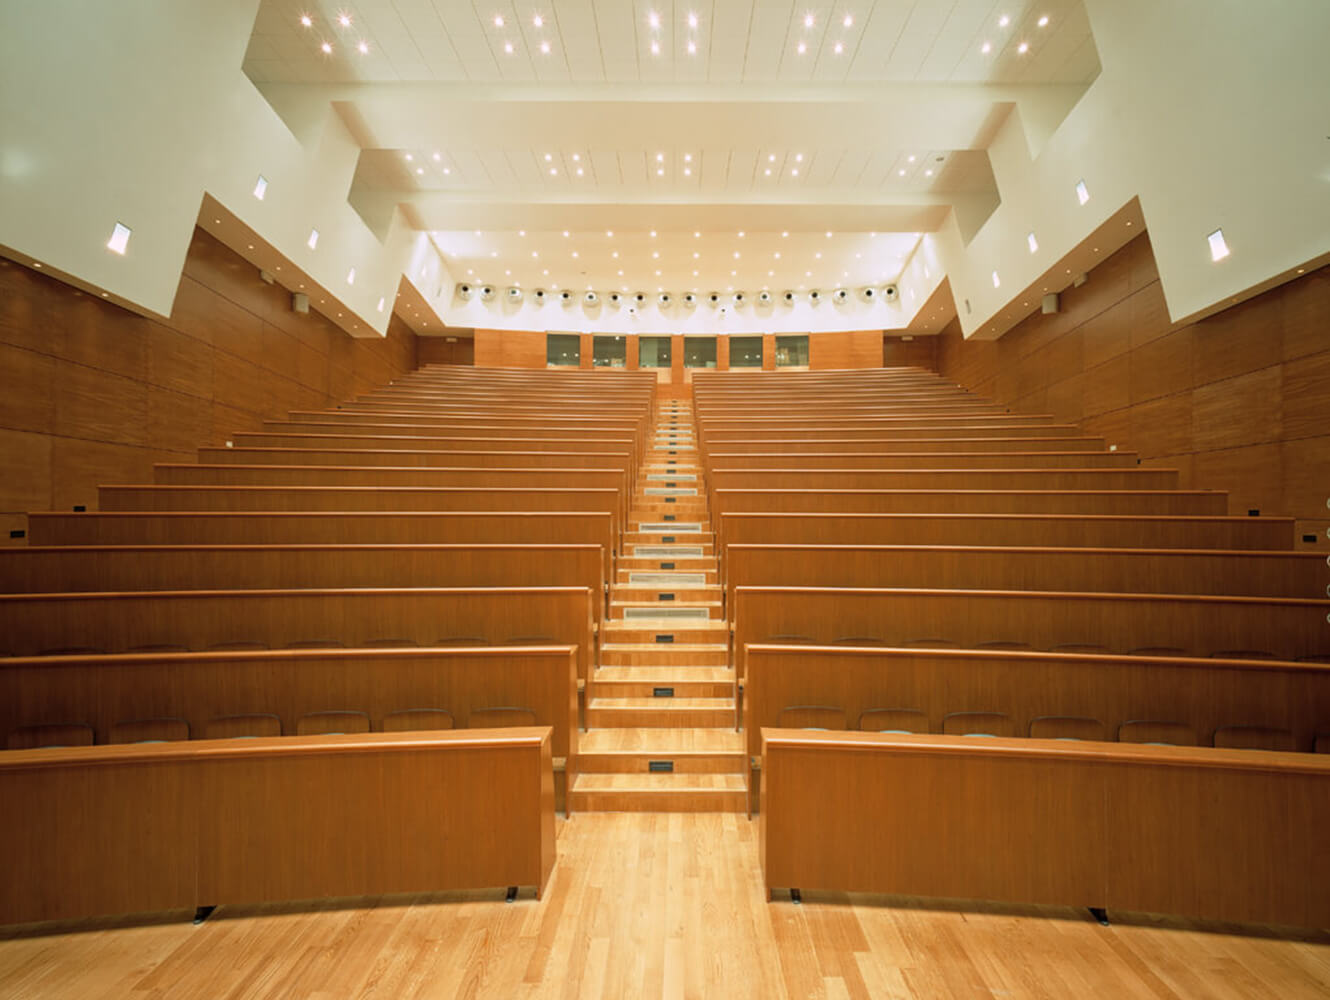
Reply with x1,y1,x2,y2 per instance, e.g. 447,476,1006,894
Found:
567,394,746,811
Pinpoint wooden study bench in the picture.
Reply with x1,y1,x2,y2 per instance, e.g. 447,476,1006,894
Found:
0,586,597,680
0,543,609,622
710,488,1230,518
715,512,1295,553
759,729,1330,928
731,586,1330,681
0,728,556,926
0,644,579,768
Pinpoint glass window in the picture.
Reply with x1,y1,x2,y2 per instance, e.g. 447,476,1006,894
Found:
546,333,580,367
775,334,809,367
639,336,672,368
729,336,763,368
684,336,717,369
593,335,627,368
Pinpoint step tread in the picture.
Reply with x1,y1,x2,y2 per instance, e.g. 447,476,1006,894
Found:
579,728,744,753
589,697,734,709
570,773,745,791
595,666,732,681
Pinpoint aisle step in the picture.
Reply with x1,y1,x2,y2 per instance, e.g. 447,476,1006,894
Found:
586,696,735,728
625,572,709,586
616,605,721,621
599,642,729,666
591,668,734,698
577,729,744,773
567,773,745,812
633,545,706,558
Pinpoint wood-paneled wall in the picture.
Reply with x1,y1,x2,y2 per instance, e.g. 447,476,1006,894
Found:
472,327,889,375
882,334,940,370
937,234,1330,544
0,229,418,529
418,335,475,366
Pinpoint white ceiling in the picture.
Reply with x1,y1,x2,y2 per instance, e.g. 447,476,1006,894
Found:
243,0,1098,309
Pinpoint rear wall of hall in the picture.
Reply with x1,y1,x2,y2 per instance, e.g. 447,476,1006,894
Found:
0,229,420,539
937,233,1330,543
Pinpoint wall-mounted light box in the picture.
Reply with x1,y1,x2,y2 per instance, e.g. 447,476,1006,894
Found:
1027,232,1039,253
1075,179,1090,205
106,222,131,255
307,229,319,250
1208,229,1231,261
253,175,268,200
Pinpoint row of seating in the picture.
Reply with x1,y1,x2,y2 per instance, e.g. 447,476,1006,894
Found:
692,367,1330,927
2,364,659,923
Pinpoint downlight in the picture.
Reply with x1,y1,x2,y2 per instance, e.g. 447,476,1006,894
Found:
479,284,497,301
456,283,475,301
859,286,877,303
833,288,850,304
506,287,523,304
532,288,547,304
781,290,797,305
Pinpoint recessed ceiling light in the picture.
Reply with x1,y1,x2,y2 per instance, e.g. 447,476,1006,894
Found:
688,40,696,54
491,250,498,257
649,10,660,28
358,41,369,54
814,252,821,259
576,167,584,175
797,41,807,54
764,168,772,176
795,153,804,162
805,271,811,277
804,13,814,28
1027,232,1039,253
693,251,700,258
651,40,660,55
347,267,356,284
652,251,660,258
693,270,699,276
494,14,504,27
684,167,691,176
792,168,799,176
338,13,351,27
694,231,701,238
533,14,543,27
925,169,934,177
307,228,319,249
300,14,312,27
612,251,619,258
1017,41,1029,54
992,270,1001,287
618,269,624,276
474,230,481,236
734,251,741,259
981,41,992,54
320,41,332,54
650,230,657,237
1038,15,1049,27
544,269,550,275
504,41,514,53
572,251,579,257
416,167,424,175
782,231,789,238
656,167,664,176
540,40,550,53
768,270,774,276
689,12,699,28
656,270,662,276
898,169,906,176
549,167,556,175
1208,229,1231,261
774,252,781,259
826,231,833,238
738,231,745,238
1076,179,1090,204
998,14,1010,27
532,250,538,257
833,41,844,54
253,175,268,200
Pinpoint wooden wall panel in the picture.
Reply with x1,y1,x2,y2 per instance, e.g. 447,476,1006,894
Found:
882,335,939,371
473,328,548,368
417,335,475,366
938,235,1330,543
0,231,418,523
809,330,881,370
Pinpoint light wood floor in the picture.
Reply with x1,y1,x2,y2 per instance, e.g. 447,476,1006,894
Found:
2,814,1328,999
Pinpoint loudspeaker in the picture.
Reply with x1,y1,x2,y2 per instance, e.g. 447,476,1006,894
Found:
1041,293,1060,314
291,292,309,314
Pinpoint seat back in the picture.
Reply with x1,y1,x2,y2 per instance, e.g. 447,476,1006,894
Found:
7,723,95,750
942,711,1014,737
469,706,538,728
1118,720,1197,746
1029,716,1107,741
1213,725,1295,752
858,708,929,734
109,717,190,744
203,714,282,740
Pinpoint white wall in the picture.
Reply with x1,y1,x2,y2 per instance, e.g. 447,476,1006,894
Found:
0,1,450,338
935,0,1330,339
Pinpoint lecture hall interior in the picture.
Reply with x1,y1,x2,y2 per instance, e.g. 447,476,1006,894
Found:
1,0,1328,996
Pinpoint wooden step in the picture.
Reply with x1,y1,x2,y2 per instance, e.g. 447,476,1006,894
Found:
586,697,735,728
567,773,746,812
611,586,721,604
599,642,729,667
617,558,717,578
592,666,734,698
611,601,724,621
577,728,744,773
601,619,729,642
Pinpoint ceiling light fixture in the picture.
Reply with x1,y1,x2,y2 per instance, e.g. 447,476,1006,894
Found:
1208,229,1231,261
1038,15,1050,27
533,14,543,27
358,40,369,54
833,41,843,54
651,40,660,55
1017,41,1029,53
540,40,550,53
804,13,815,28
106,222,131,255
998,14,1010,27
338,13,351,27
320,41,332,53
649,10,660,29
797,41,807,54
494,14,504,27
1027,232,1039,253
300,14,312,27
689,12,699,28
843,13,853,27
307,228,319,249
504,41,514,53
253,175,268,200
981,41,992,53
1076,179,1090,205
